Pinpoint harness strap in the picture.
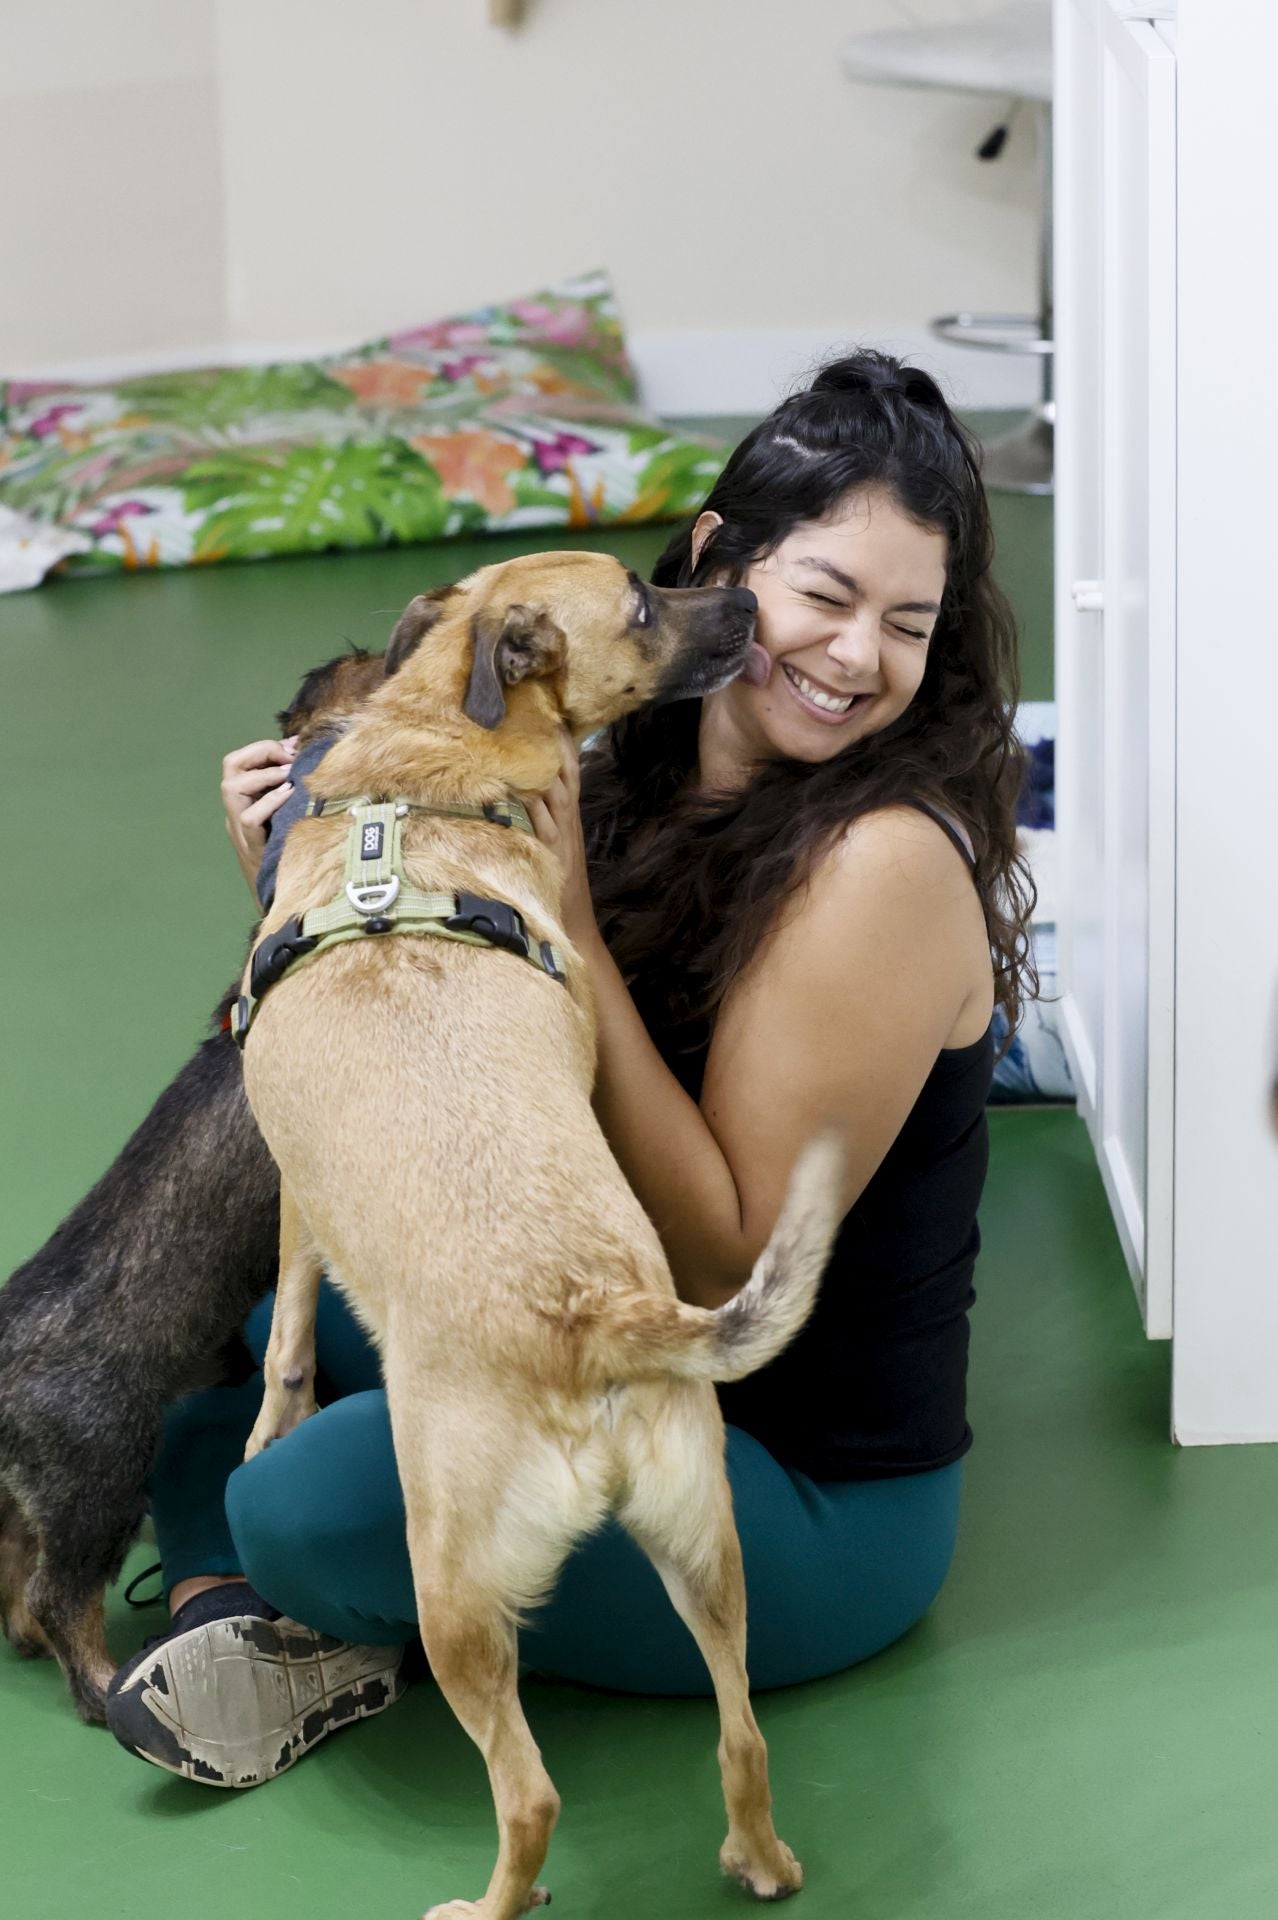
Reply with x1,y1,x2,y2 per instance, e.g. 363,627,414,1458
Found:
231,798,568,1049
306,793,536,836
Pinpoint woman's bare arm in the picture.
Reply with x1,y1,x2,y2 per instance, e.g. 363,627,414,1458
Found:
530,747,987,1308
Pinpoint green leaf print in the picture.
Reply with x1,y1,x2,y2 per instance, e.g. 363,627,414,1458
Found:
630,436,727,512
183,440,448,560
118,363,355,430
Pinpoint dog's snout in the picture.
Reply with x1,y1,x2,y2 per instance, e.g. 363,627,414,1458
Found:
724,587,758,619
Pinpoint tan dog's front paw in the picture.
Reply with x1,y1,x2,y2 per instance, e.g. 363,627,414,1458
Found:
423,1890,550,1919
720,1835,804,1901
244,1385,319,1461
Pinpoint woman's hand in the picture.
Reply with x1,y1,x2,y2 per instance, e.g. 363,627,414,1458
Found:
221,735,298,898
525,733,599,952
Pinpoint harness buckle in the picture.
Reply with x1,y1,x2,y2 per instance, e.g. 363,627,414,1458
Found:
539,940,567,985
444,891,530,960
345,876,401,917
249,916,320,1002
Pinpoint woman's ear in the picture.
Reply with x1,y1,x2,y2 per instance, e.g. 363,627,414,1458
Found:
690,510,724,571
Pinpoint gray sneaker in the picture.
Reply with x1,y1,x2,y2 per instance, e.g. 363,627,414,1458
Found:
105,1582,406,1788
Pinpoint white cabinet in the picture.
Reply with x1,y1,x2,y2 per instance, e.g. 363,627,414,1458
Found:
1054,0,1176,1336
1054,0,1278,1444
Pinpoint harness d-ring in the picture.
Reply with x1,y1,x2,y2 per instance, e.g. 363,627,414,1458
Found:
345,875,400,917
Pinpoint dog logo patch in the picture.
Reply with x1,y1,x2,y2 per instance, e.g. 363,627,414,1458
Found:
360,822,385,862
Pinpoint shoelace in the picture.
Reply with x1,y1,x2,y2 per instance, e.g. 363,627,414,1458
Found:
123,1560,164,1610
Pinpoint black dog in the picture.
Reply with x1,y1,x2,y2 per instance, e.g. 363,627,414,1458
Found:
0,646,387,1722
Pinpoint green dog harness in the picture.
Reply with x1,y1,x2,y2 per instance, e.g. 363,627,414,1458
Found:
231,795,569,1049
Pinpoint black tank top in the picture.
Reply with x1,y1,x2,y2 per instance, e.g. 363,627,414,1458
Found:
659,800,994,1482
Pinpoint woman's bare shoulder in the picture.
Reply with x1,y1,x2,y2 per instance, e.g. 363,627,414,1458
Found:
788,803,978,931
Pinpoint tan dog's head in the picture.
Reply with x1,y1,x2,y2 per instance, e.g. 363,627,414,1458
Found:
381,551,757,740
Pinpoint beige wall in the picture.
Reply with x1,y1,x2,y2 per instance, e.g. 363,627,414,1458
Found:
1,0,1040,403
0,3,227,363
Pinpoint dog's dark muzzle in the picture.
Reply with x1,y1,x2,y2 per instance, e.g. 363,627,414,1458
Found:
654,587,758,702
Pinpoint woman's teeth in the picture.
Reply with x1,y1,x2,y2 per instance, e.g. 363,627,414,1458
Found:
782,662,860,715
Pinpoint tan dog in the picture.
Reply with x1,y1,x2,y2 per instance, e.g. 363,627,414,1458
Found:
239,552,843,1919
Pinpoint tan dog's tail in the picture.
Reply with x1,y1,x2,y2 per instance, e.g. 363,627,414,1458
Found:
579,1130,844,1386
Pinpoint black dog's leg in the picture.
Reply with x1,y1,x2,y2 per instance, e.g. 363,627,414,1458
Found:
25,1488,148,1723
0,1487,52,1659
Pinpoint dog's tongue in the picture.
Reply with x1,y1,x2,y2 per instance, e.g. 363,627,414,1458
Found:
740,642,773,688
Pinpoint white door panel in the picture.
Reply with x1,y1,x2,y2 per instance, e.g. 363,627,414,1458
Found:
1054,1,1176,1335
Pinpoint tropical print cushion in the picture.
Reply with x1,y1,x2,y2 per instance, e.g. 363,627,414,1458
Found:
0,270,726,592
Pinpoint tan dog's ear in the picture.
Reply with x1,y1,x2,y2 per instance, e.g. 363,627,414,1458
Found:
384,585,459,677
463,604,565,730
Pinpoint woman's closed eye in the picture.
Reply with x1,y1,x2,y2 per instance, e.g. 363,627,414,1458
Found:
804,591,927,640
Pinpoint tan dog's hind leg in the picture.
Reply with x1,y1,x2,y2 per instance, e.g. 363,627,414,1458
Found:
389,1385,615,1920
417,1593,558,1920
617,1384,802,1902
245,1183,323,1462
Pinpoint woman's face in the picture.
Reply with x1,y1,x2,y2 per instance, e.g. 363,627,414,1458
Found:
695,488,948,769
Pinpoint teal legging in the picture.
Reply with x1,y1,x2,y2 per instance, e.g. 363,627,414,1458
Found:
148,1284,961,1697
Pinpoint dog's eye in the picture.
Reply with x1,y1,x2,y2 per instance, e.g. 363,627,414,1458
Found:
635,595,651,627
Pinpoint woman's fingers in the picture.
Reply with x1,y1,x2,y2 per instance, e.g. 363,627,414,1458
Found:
241,782,295,828
225,761,296,799
222,737,296,777
526,794,558,843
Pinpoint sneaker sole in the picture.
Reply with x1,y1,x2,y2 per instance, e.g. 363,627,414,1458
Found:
108,1616,405,1789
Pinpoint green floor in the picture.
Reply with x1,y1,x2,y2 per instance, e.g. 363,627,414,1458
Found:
4,425,1274,1918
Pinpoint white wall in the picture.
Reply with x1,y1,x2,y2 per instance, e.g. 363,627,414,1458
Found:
1,0,1042,410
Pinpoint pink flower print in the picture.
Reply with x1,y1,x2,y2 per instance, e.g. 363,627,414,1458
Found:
530,431,598,475
29,403,84,439
509,300,554,326
538,306,591,348
86,498,157,537
385,319,491,355
437,353,492,384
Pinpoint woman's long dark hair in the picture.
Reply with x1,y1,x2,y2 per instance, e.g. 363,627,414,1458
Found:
580,350,1036,1076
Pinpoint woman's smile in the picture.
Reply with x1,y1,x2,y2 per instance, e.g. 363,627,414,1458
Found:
776,658,876,725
